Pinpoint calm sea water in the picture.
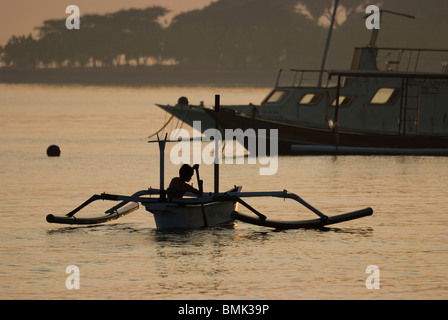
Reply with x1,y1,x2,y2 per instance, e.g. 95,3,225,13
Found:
1,84,448,300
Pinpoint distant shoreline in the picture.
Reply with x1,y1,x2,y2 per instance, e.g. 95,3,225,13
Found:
0,66,278,87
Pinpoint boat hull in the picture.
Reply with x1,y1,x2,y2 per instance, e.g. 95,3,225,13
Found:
156,104,217,133
209,108,448,155
145,200,237,230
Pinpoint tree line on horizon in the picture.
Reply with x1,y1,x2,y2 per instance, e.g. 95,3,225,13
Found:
0,0,445,70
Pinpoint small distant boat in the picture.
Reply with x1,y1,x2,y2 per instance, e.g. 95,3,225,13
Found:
46,97,373,231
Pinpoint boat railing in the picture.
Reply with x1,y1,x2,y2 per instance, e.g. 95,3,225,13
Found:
275,69,336,88
274,48,448,88
375,47,448,73
442,61,448,73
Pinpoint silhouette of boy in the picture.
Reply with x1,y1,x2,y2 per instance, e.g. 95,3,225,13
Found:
167,164,202,199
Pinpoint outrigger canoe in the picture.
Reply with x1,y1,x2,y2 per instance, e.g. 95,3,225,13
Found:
46,187,373,230
46,95,373,230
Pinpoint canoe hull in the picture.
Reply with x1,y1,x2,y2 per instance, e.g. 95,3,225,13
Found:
146,201,238,230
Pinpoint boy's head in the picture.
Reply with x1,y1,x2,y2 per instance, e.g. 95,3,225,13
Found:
179,164,194,182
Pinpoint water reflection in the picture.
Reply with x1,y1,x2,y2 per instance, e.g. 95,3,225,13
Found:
46,222,140,235
317,226,374,236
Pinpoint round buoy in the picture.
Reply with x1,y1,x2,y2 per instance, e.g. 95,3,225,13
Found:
46,145,61,157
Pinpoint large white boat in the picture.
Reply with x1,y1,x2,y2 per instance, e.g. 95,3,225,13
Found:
156,8,448,155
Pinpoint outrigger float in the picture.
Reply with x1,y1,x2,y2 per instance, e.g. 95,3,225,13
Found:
46,96,373,230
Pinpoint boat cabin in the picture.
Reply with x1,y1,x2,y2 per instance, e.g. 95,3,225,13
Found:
255,46,448,137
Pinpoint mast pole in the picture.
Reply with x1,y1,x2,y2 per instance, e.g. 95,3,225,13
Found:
214,94,220,195
157,133,168,200
318,0,339,88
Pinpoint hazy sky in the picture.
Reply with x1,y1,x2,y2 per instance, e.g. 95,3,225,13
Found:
0,0,215,45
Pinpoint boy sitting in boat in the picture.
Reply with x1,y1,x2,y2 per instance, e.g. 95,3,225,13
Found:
167,164,202,199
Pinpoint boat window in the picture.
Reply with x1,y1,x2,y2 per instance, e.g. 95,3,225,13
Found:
298,93,323,105
264,89,291,104
370,88,399,104
331,95,355,107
